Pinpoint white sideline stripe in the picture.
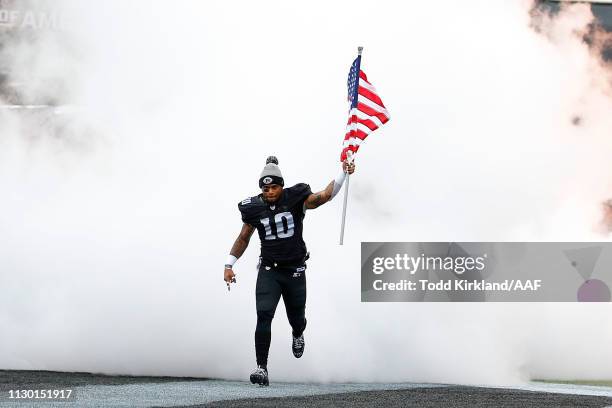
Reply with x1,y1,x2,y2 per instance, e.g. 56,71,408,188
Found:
0,104,78,114
491,382,612,398
0,104,55,109
65,380,444,407
551,0,612,3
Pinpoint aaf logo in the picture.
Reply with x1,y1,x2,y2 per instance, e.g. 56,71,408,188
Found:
293,266,305,278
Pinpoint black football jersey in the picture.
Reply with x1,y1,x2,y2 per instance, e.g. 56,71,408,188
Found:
238,183,312,263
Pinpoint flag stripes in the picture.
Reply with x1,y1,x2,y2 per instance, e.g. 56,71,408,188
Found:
341,55,389,161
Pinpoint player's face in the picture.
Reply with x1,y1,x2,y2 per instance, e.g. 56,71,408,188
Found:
262,184,283,203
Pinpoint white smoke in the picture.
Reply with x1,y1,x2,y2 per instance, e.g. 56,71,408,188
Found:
1,0,612,385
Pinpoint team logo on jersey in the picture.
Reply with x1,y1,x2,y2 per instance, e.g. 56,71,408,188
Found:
293,272,301,277
263,177,273,185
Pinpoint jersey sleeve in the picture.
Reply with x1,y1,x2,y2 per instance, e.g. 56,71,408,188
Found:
287,183,312,208
238,197,258,225
293,183,312,200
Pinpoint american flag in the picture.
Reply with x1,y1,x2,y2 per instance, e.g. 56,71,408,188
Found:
341,52,390,161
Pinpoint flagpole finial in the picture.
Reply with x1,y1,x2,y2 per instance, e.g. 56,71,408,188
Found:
357,46,363,55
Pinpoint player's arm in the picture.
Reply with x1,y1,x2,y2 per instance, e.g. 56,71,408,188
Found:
229,223,255,260
224,223,255,288
304,161,355,210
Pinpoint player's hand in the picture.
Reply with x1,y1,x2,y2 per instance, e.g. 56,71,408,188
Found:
342,160,355,174
224,268,236,291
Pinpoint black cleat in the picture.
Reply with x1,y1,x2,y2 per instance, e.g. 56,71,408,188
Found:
250,365,269,386
292,334,305,358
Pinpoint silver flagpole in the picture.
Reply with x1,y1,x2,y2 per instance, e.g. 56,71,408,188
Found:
338,155,351,245
339,46,362,245
339,149,356,245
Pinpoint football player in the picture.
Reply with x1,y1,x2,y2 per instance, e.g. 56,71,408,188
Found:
223,156,355,386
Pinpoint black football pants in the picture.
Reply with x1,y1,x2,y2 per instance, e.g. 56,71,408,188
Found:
255,262,307,367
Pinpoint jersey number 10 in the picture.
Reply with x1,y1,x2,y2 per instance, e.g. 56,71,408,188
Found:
260,212,295,240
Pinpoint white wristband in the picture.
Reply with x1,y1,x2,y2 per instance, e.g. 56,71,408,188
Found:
331,168,347,199
225,254,238,268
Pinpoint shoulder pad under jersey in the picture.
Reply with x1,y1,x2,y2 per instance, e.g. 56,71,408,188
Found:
284,183,312,207
238,195,265,225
